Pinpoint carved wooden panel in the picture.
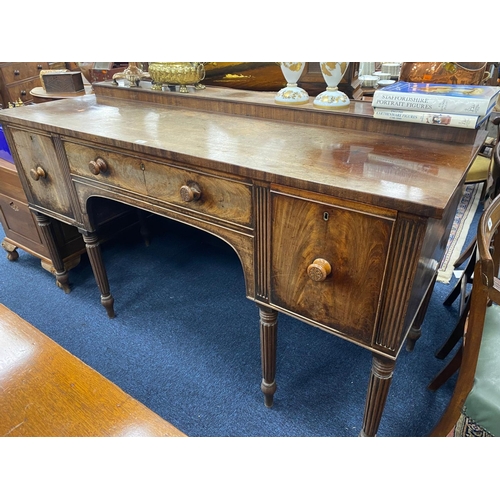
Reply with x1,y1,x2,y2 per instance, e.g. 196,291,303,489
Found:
374,214,428,352
255,183,270,302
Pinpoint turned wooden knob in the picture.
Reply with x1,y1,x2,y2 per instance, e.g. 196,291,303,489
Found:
307,258,332,282
89,158,108,175
30,166,46,181
180,182,201,202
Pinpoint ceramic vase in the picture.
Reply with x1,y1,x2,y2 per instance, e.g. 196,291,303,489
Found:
313,62,350,110
275,62,309,105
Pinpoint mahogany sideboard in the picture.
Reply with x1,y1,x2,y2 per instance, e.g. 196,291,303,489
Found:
0,82,485,436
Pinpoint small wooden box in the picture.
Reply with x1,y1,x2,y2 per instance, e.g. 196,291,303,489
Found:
42,71,84,95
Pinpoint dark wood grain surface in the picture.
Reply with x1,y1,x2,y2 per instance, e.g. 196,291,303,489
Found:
0,85,484,437
0,88,483,219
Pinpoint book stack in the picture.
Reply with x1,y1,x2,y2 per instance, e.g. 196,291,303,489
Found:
372,81,500,129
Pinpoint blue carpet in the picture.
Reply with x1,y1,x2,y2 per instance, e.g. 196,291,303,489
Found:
0,204,482,437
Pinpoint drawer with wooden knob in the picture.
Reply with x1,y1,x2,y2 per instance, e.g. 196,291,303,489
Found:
8,129,74,219
64,141,253,228
65,141,149,195
270,188,396,346
3,79,42,105
144,160,253,227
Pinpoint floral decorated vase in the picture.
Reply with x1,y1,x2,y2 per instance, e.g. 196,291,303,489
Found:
313,62,350,110
275,62,309,105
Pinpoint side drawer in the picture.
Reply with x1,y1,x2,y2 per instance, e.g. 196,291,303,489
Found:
8,129,74,218
270,190,395,346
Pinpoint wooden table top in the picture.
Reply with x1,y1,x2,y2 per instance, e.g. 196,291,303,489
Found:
0,86,484,219
0,303,185,437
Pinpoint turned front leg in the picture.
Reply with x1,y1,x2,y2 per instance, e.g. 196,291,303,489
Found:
360,354,396,437
259,306,278,407
34,213,70,293
81,231,115,318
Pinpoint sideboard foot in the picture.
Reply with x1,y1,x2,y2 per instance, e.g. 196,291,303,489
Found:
259,306,278,408
101,294,116,319
81,231,116,319
261,380,276,408
360,354,396,437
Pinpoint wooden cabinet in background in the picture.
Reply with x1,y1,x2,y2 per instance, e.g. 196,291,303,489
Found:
0,157,85,273
0,62,49,108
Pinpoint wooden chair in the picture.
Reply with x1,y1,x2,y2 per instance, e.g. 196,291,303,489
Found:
433,118,500,366
430,191,500,436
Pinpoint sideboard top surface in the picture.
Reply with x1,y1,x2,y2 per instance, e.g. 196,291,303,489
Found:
0,86,484,219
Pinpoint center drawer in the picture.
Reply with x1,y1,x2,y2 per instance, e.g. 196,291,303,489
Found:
64,141,253,227
65,142,148,195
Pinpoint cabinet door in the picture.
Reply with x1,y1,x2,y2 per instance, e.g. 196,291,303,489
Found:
270,191,395,345
9,129,74,219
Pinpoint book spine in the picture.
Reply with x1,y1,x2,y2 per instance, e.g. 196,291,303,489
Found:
373,108,481,129
372,91,492,115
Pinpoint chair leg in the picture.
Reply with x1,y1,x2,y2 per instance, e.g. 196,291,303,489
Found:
428,345,463,391
443,245,476,307
453,237,477,268
436,296,470,359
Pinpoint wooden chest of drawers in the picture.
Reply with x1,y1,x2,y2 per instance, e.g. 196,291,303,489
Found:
0,157,85,272
0,62,49,108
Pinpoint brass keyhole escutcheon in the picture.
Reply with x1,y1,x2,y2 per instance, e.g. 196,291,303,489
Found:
180,182,202,202
307,258,332,282
30,166,46,181
89,158,108,175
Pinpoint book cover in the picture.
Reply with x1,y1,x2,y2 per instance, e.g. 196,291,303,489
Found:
372,107,492,129
372,81,500,116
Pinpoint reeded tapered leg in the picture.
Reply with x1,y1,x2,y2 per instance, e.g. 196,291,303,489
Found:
80,231,115,318
259,306,278,407
35,213,70,293
359,354,396,437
